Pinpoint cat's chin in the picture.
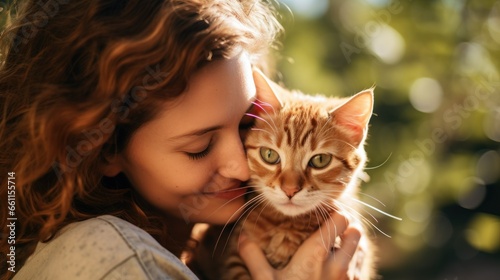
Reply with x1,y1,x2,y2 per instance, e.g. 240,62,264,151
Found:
271,201,318,217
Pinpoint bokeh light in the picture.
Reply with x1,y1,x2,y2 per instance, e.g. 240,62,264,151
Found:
368,24,405,64
483,111,500,142
476,150,500,184
487,2,500,44
457,177,486,210
466,214,500,253
279,0,329,19
409,78,443,113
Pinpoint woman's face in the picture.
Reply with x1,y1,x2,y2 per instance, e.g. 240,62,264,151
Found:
112,52,256,224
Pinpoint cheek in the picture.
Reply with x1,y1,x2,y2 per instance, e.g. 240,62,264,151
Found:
312,169,351,196
248,154,276,184
126,153,213,197
314,164,345,183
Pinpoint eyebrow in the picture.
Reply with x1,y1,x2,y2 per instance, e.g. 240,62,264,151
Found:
169,125,223,141
168,103,255,141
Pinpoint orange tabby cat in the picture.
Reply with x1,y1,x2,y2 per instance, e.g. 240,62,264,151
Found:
221,70,377,280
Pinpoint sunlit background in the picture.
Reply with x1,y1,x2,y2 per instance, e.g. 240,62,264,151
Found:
274,0,500,279
1,0,499,279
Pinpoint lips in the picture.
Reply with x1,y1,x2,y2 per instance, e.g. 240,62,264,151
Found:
202,183,247,200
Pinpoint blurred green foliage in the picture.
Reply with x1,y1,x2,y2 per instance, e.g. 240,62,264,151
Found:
276,0,500,279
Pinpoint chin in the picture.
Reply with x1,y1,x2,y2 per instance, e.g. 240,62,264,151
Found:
273,202,319,217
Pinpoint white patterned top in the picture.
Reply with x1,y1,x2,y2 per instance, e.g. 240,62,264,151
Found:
14,215,198,280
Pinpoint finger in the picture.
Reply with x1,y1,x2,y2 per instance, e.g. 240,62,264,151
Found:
340,227,362,259
334,226,362,269
315,211,349,245
310,211,350,253
238,233,274,280
344,227,364,280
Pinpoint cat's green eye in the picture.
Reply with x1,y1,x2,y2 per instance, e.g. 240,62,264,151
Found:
309,154,332,169
260,147,280,164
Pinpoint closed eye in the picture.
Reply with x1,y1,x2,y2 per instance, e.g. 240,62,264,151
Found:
186,141,213,160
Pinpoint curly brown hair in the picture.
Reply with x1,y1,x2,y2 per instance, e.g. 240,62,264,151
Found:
0,0,281,278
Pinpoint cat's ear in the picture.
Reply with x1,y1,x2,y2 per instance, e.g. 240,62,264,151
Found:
330,89,374,146
252,68,283,110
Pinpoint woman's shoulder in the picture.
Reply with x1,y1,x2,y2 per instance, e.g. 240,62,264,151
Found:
14,215,199,280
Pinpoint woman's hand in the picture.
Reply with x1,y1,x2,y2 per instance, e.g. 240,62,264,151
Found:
238,212,362,280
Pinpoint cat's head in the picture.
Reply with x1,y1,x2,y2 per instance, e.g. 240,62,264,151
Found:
244,70,374,217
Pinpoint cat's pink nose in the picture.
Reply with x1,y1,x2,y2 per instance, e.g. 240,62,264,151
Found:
281,186,301,199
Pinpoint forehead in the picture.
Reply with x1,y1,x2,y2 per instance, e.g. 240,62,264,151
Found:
181,52,255,108
249,102,353,152
138,52,256,137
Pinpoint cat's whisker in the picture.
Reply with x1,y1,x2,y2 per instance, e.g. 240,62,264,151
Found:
206,187,259,219
364,152,393,170
252,100,277,115
320,189,388,209
317,124,340,139
323,177,353,188
329,174,352,182
213,206,256,257
318,125,337,139
313,207,327,249
317,118,332,139
224,200,267,256
325,204,362,259
333,199,378,223
316,206,334,253
349,198,402,221
319,204,359,260
245,113,278,135
234,199,272,256
318,190,345,197
319,201,350,221
252,100,279,130
333,200,393,238
213,193,267,257
212,192,261,237
250,127,273,136
323,137,358,152
355,192,387,207
322,177,347,185
325,202,376,237
320,201,363,229
248,200,272,233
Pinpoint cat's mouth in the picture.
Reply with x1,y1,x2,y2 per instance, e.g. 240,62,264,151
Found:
272,200,316,217
281,201,300,208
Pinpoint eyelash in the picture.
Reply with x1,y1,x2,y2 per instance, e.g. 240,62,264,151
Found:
186,142,213,160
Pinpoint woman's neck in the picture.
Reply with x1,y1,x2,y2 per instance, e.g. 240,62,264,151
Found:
164,214,195,257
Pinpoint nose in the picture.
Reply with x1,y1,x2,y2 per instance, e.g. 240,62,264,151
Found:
282,185,302,198
279,169,303,199
218,134,250,181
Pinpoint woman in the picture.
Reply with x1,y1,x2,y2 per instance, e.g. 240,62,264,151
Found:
0,0,362,279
